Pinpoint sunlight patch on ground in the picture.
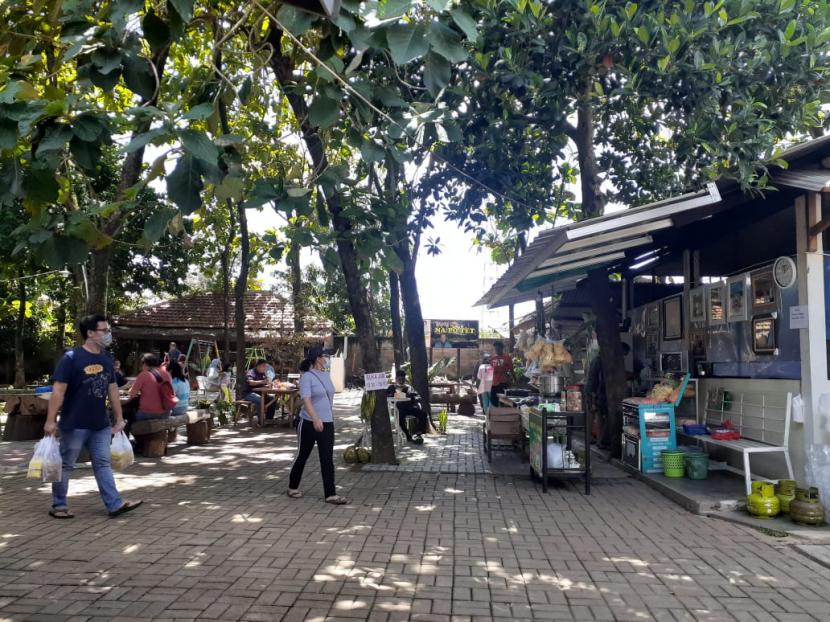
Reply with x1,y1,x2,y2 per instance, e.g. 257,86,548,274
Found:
230,513,262,523
414,504,435,511
443,487,463,494
606,555,650,567
122,544,140,554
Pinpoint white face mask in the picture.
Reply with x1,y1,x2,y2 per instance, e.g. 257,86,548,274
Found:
100,332,113,347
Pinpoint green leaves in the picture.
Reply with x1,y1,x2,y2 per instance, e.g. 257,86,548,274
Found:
277,5,316,35
23,166,59,204
183,103,214,120
39,236,89,268
168,0,194,22
378,0,411,19
122,52,156,100
125,127,168,153
243,178,282,209
450,9,478,43
166,155,203,214
142,9,172,55
386,23,429,65
179,129,219,165
428,21,468,63
308,96,340,129
360,140,386,162
424,53,451,97
143,207,179,243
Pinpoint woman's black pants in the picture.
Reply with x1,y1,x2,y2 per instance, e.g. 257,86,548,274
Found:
289,419,336,498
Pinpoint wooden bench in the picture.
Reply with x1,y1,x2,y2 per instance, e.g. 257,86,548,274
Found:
131,413,190,457
681,387,793,495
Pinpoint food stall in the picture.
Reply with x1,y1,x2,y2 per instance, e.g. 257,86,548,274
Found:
475,135,830,508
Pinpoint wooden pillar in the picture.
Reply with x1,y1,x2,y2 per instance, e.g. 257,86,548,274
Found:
536,291,546,338
796,192,830,454
508,303,515,353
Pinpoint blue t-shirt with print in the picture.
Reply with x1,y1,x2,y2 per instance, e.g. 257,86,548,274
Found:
53,347,115,432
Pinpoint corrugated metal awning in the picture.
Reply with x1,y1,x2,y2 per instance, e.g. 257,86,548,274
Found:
771,169,830,192
476,183,721,308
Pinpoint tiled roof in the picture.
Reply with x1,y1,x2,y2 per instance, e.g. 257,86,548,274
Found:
112,291,330,337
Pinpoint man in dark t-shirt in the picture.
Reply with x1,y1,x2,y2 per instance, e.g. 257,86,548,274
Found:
244,359,276,420
44,314,142,519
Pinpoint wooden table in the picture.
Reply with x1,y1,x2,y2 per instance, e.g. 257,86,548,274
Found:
1,392,49,441
252,387,299,427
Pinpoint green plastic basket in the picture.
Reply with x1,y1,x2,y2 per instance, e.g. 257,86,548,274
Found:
661,450,685,478
684,452,709,480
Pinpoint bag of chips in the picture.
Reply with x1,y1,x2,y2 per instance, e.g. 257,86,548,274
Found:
110,431,134,471
28,436,62,483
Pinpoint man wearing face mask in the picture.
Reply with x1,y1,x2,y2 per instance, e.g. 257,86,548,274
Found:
43,314,142,519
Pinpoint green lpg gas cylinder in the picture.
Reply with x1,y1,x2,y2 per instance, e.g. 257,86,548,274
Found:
747,482,780,518
790,487,826,526
775,479,796,514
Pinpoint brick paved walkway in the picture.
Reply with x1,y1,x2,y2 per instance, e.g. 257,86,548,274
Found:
2,390,830,621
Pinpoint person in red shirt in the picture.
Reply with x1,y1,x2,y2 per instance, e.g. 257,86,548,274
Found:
489,341,513,405
128,353,173,424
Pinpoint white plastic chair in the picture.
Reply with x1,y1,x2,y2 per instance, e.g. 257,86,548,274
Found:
387,398,405,449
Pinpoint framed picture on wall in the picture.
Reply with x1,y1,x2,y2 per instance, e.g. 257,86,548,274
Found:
751,269,777,313
689,287,706,324
752,314,777,355
662,296,683,340
708,282,726,326
726,274,749,322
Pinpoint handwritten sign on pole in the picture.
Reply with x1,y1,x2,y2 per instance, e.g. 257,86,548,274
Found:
364,372,388,392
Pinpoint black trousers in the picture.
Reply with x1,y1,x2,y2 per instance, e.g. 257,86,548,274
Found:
490,383,509,406
288,419,336,498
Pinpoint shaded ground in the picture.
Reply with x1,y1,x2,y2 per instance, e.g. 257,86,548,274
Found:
1,390,830,621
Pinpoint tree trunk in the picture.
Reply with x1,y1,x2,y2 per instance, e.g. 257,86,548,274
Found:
573,82,624,457
588,269,626,458
266,25,395,463
574,88,606,220
234,201,250,399
220,202,236,361
396,241,433,429
84,49,170,315
55,280,67,353
14,270,26,388
389,271,404,371
289,242,305,335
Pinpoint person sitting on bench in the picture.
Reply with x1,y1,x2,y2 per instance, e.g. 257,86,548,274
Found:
387,370,426,443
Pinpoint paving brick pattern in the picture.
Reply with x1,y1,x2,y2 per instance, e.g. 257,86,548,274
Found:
2,390,830,621
364,414,491,475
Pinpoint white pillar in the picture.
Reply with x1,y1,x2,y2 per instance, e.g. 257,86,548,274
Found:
796,193,830,451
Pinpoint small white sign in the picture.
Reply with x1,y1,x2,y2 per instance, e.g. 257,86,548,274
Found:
790,305,809,330
364,372,388,391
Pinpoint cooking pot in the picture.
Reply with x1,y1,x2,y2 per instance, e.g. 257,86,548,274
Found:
539,375,562,395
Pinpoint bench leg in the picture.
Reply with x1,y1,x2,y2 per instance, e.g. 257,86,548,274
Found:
784,450,794,480
743,451,752,496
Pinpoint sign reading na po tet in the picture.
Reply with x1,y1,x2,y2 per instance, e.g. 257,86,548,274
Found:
425,319,480,350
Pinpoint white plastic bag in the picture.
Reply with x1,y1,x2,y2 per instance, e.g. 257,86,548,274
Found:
110,431,134,471
792,394,805,424
546,442,565,469
28,436,62,483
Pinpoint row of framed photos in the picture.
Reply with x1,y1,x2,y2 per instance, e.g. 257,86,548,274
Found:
689,269,779,326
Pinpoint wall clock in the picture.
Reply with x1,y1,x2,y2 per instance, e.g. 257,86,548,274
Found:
773,256,797,289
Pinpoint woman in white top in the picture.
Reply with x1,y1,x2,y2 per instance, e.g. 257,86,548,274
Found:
476,353,494,414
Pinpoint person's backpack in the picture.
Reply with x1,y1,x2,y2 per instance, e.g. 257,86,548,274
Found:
150,370,179,411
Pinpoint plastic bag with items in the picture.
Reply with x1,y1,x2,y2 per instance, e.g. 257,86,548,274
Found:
110,431,134,471
27,436,62,483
